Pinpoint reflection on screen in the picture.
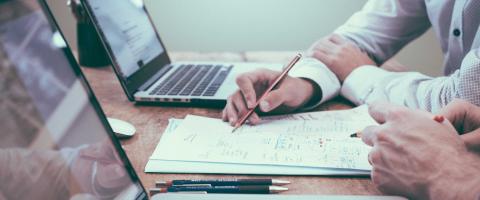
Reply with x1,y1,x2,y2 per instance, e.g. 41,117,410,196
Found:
0,7,142,200
87,0,164,78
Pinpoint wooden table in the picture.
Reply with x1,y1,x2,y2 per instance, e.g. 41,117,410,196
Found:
81,51,381,196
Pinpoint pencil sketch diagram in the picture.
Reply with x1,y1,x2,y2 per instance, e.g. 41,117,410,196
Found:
232,117,373,139
263,113,319,121
160,128,370,170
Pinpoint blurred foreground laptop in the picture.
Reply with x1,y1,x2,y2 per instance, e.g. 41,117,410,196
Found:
0,1,146,199
0,0,404,199
79,0,281,107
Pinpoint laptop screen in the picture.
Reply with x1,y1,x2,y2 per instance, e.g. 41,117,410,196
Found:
0,0,146,199
84,0,164,79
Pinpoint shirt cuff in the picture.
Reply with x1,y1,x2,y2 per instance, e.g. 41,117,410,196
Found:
289,57,341,110
341,65,391,105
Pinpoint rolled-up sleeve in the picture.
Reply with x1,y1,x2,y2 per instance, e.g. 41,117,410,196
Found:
289,57,341,109
334,0,431,64
341,49,480,112
294,0,437,110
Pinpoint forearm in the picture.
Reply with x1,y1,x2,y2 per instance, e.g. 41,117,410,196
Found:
341,65,432,109
0,149,71,199
334,0,430,64
341,49,480,112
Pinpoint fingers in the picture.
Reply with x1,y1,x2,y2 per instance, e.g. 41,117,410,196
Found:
222,91,262,125
225,68,302,123
369,146,389,189
312,38,336,54
96,163,129,188
223,94,240,125
329,34,347,44
232,93,261,124
362,125,379,146
232,93,248,116
312,51,332,65
236,74,258,108
368,145,384,167
461,128,480,152
370,167,395,196
247,112,261,125
310,36,336,64
235,69,280,108
438,99,473,133
222,107,227,121
259,89,287,112
367,101,407,124
361,125,394,147
367,101,391,124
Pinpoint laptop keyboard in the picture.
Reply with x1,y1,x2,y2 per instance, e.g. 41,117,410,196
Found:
149,64,233,97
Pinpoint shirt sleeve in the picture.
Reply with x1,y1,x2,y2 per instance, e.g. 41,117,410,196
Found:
292,0,432,110
289,57,341,109
341,49,480,113
334,0,431,64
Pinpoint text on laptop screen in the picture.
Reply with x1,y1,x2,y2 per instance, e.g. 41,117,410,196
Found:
0,1,144,199
87,0,164,78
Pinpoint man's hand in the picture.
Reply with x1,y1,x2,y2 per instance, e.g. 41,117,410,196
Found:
438,99,480,152
362,101,480,199
310,34,376,82
72,140,131,197
222,69,318,125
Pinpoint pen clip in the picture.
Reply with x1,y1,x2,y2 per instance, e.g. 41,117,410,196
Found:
177,191,208,194
171,184,212,187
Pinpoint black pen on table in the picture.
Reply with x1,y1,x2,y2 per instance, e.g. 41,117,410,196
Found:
152,185,288,194
231,53,302,133
156,178,290,187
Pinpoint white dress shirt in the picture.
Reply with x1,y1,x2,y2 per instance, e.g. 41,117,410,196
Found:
290,0,480,112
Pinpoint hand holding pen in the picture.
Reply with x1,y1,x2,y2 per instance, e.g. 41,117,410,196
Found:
222,54,318,127
230,54,302,132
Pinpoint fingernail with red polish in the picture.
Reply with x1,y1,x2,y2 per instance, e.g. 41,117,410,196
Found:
433,115,444,123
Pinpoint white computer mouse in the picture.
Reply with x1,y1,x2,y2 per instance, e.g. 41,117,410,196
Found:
107,118,136,138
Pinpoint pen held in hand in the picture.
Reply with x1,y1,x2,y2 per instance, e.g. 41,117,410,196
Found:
350,115,446,138
350,132,362,138
232,53,303,133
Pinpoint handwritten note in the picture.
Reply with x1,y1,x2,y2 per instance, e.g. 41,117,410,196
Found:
150,106,376,170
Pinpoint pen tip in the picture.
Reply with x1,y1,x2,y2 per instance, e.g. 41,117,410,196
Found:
269,186,288,193
155,180,171,187
350,132,362,138
272,179,291,185
231,126,238,133
149,188,167,196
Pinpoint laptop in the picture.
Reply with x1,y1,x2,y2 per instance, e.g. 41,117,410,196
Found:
0,1,404,199
79,0,281,107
